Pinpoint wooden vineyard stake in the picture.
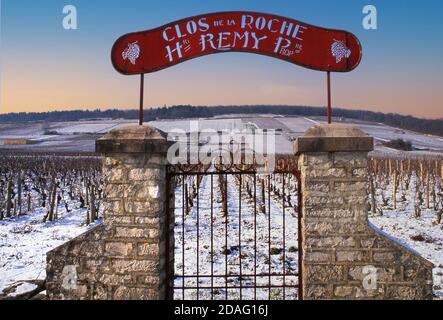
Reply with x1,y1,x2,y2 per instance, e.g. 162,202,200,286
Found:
426,171,430,209
370,173,377,214
6,181,12,218
400,160,404,183
393,169,398,210
389,159,392,177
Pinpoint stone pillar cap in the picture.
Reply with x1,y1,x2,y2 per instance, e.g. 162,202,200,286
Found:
294,124,374,153
96,124,172,154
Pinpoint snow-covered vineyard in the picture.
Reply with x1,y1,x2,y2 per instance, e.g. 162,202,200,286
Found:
0,155,103,298
0,154,443,299
172,171,300,300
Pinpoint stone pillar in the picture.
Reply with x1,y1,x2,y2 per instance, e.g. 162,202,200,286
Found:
46,125,174,300
97,125,174,300
295,124,434,300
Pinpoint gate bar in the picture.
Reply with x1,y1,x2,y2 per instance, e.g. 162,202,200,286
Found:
267,175,271,300
196,177,200,299
282,173,286,300
178,273,298,278
165,172,171,300
238,176,243,299
224,174,228,299
253,173,257,300
210,175,214,300
296,170,303,300
182,176,185,300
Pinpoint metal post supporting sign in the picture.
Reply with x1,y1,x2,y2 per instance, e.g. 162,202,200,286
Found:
327,71,332,124
139,74,144,126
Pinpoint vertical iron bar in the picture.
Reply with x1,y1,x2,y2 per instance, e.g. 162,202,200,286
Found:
225,174,228,300
297,172,303,300
196,177,200,300
164,173,171,300
211,174,214,300
327,71,332,124
282,173,286,300
139,73,144,126
239,175,242,300
268,174,271,300
182,176,185,300
253,173,257,300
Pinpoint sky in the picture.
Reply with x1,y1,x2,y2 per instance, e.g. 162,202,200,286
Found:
0,0,442,119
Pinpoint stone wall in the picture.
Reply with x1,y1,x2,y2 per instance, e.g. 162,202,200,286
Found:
295,125,434,300
46,125,174,300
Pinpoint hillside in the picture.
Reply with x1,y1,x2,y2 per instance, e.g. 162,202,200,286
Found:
1,105,443,138
1,116,443,156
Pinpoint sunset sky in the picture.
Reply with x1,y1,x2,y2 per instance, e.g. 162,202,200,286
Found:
0,0,442,118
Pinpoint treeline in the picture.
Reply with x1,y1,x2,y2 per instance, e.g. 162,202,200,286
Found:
1,105,442,137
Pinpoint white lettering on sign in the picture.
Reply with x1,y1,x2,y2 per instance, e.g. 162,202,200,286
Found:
233,32,249,48
165,42,183,62
268,19,280,33
251,33,267,50
199,18,210,32
163,18,210,42
163,15,308,63
218,32,231,50
241,15,254,29
200,34,216,51
163,27,175,42
274,37,291,54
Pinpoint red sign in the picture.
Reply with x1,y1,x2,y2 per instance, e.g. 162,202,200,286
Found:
111,11,362,75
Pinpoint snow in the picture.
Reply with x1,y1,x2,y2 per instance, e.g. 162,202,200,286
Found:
8,282,38,297
1,116,443,156
370,211,443,299
367,171,443,299
0,206,101,295
52,121,131,135
368,222,421,257
0,168,442,299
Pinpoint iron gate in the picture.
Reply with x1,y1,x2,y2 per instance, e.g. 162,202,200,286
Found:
165,155,302,300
